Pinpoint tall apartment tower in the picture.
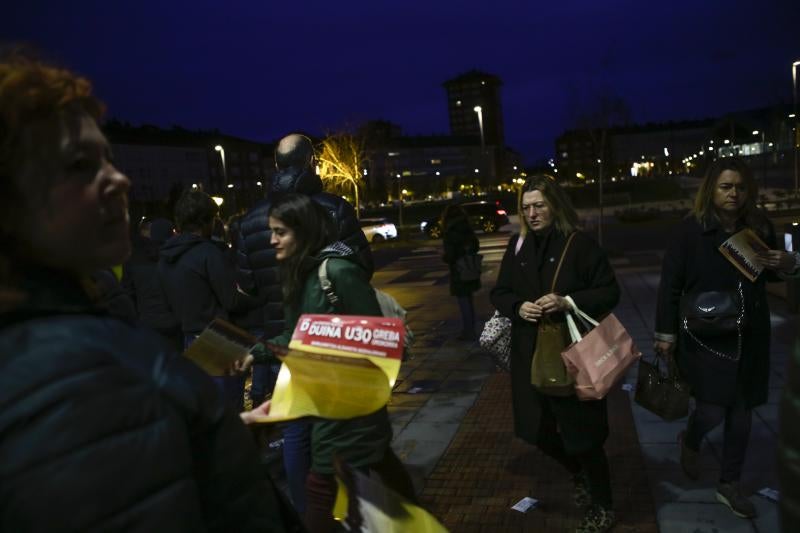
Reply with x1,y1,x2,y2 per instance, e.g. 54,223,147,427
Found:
443,70,504,147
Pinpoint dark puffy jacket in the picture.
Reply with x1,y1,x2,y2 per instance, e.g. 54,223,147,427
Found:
122,235,178,332
159,233,259,337
0,270,284,532
236,165,373,337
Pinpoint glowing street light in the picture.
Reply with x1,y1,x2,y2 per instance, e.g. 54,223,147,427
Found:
211,196,224,206
214,145,227,187
473,105,485,151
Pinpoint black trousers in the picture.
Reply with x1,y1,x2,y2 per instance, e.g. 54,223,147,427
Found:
534,395,613,507
685,399,752,482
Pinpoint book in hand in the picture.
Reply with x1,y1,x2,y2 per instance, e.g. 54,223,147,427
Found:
184,318,259,376
718,228,770,282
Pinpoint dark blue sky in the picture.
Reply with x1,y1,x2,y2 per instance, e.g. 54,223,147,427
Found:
4,0,799,162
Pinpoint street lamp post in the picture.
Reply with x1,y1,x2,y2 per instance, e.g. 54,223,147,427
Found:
214,145,227,188
396,174,403,234
793,60,800,196
473,106,485,151
753,130,767,188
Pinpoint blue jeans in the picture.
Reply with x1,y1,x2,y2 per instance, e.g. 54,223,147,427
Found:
282,419,312,515
184,334,245,411
457,295,475,336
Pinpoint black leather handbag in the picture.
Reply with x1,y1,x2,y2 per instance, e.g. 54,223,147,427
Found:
680,283,743,338
634,356,690,421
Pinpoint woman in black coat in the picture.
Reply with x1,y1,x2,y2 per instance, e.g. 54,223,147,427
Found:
491,175,620,533
442,204,481,340
654,157,797,519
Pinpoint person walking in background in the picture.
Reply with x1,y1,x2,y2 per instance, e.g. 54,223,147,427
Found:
158,189,261,410
122,217,181,351
442,203,480,340
236,133,373,515
0,53,286,532
241,193,415,531
655,157,797,519
490,175,620,533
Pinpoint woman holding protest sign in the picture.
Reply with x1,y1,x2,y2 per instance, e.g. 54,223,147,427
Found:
241,193,415,532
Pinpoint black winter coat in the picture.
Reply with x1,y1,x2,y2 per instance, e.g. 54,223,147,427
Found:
490,229,620,453
236,166,373,337
443,216,480,296
158,233,259,337
0,270,284,532
655,215,778,408
122,235,178,333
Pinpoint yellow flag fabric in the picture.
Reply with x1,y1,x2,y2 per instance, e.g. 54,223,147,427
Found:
332,464,449,532
249,314,404,423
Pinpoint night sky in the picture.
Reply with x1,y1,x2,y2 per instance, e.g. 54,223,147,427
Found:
4,0,799,162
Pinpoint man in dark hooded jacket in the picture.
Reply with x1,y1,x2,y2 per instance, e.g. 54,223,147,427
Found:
159,190,260,409
122,217,181,350
236,133,372,407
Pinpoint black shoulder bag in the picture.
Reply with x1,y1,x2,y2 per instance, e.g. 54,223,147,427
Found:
680,280,745,361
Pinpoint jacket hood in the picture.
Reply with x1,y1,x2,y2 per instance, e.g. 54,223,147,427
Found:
297,242,358,278
316,241,356,261
159,233,208,263
271,166,323,196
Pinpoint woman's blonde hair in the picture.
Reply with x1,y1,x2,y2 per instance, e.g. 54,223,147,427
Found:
518,174,579,236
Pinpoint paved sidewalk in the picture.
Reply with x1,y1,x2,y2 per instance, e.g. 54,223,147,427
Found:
388,261,793,532
614,266,791,533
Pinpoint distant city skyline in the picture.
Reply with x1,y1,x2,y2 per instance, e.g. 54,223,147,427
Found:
3,0,798,163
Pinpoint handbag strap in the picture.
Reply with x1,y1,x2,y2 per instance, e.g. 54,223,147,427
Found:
682,279,744,361
550,232,577,292
317,258,341,309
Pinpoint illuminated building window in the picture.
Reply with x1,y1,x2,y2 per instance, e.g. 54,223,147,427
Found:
388,152,400,157
431,159,441,164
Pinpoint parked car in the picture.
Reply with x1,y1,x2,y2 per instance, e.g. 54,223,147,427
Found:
360,217,398,243
419,201,509,239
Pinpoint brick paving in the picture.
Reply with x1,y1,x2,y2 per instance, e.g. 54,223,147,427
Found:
419,371,659,532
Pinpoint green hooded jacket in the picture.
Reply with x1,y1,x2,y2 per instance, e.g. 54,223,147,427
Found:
262,242,391,474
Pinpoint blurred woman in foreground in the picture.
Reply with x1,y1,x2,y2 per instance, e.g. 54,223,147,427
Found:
0,53,285,532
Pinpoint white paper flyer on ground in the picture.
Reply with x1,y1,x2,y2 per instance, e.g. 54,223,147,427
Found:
511,496,539,513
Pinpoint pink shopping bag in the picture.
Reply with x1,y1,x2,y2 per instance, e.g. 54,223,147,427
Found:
560,298,641,400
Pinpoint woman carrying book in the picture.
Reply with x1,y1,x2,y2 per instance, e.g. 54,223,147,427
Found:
654,157,798,519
